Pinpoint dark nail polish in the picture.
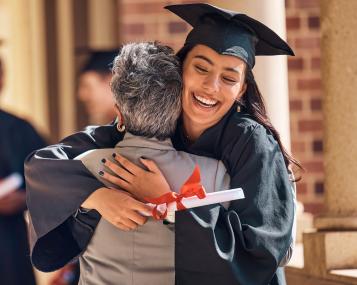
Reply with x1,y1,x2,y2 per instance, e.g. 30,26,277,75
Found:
112,153,116,158
99,171,104,176
101,158,106,163
140,156,147,160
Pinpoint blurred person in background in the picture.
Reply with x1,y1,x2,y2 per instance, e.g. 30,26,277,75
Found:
77,50,119,124
0,57,46,284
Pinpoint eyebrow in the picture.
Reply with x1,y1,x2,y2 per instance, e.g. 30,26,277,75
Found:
193,55,242,74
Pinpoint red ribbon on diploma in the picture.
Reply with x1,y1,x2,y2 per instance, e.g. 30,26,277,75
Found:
145,165,207,220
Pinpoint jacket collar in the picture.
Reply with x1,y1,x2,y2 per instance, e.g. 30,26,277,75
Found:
116,132,175,151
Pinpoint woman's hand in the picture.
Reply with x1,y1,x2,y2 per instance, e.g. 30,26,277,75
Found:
100,153,171,201
82,187,152,231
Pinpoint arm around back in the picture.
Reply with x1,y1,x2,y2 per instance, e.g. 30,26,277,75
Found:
25,123,122,271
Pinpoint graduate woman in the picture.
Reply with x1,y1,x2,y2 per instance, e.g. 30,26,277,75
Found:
25,3,298,285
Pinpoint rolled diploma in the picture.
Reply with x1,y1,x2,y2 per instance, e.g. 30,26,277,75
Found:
0,173,23,199
168,187,244,212
146,188,245,222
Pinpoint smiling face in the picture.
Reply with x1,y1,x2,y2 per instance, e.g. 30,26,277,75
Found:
182,45,247,140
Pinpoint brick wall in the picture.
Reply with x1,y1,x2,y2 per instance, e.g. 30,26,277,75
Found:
119,0,199,51
119,0,324,215
286,0,323,215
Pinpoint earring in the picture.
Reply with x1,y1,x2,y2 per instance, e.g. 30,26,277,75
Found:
117,123,125,132
236,101,241,113
116,113,126,133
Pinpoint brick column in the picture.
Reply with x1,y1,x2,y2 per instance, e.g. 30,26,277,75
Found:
303,0,357,277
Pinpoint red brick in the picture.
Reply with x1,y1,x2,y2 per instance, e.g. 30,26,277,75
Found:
288,57,304,70
292,140,306,152
304,202,325,215
311,57,320,69
121,23,145,35
295,0,320,9
310,98,322,111
308,16,320,29
289,99,303,111
303,161,324,173
297,78,321,90
298,119,323,132
168,21,187,34
122,3,162,14
297,182,307,194
286,16,301,30
295,37,320,49
286,0,323,220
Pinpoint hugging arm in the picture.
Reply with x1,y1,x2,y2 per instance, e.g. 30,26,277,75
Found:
25,124,122,271
175,124,295,285
95,124,295,284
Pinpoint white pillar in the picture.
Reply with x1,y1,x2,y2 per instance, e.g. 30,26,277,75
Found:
56,0,76,138
209,0,291,151
88,0,119,49
0,0,49,135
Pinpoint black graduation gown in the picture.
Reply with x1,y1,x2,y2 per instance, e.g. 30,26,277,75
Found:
25,106,294,285
0,110,46,285
173,108,293,285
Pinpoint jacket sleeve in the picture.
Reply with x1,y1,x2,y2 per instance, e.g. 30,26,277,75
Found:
25,123,122,272
175,124,295,285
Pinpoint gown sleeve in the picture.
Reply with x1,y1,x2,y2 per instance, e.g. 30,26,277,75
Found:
175,121,295,285
25,123,122,272
14,119,47,189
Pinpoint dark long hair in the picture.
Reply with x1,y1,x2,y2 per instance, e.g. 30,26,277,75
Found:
241,69,303,178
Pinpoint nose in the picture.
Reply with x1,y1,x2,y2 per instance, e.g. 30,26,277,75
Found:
202,73,219,94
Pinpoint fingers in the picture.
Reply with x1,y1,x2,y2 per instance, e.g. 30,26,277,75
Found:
140,158,162,174
130,199,153,215
112,213,147,231
113,220,134,231
126,210,148,226
99,171,131,189
97,188,151,232
102,158,133,183
113,153,144,175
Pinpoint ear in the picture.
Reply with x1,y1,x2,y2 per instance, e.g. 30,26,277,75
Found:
237,82,247,99
114,104,122,118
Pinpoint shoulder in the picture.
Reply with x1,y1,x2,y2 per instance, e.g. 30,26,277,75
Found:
0,109,41,136
229,112,260,129
66,123,123,148
75,148,113,161
0,109,27,127
176,150,225,173
221,112,282,169
225,112,277,150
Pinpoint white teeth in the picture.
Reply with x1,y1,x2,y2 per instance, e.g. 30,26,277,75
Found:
193,94,218,106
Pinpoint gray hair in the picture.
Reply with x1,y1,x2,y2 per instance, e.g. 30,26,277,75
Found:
111,42,182,140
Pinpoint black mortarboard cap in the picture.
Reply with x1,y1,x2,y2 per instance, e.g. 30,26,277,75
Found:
165,3,294,68
81,49,120,74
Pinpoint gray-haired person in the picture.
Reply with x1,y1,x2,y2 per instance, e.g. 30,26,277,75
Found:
75,42,230,285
